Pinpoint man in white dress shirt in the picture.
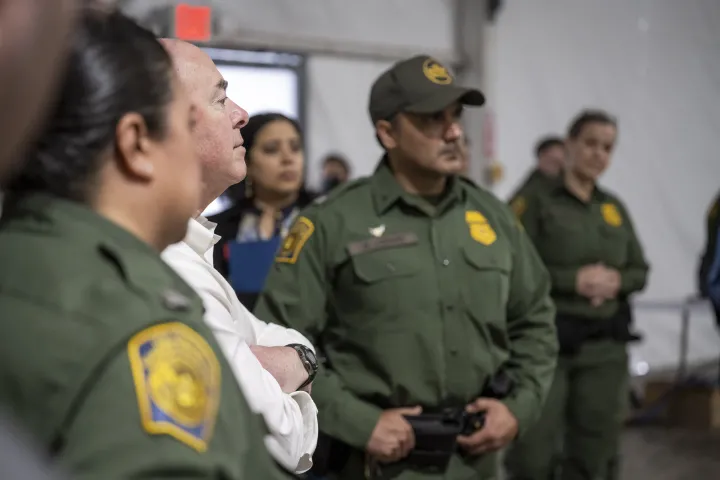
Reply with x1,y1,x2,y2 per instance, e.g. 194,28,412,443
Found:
159,39,318,474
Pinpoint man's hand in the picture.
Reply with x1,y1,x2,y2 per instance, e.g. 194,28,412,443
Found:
366,406,422,463
456,398,518,456
249,345,309,393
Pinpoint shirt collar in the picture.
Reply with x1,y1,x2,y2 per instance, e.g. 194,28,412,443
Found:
371,155,464,215
184,216,221,256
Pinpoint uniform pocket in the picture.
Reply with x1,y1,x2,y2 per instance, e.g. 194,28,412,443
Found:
461,246,511,352
337,234,421,331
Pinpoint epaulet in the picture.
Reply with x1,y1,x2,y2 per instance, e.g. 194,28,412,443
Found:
310,177,371,208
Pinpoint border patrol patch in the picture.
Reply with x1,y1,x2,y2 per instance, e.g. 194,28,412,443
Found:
465,210,497,246
601,203,623,227
510,196,527,217
422,58,453,85
276,216,314,264
128,322,221,452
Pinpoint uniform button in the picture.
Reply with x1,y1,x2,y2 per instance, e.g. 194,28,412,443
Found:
442,259,450,266
445,304,455,312
449,348,459,356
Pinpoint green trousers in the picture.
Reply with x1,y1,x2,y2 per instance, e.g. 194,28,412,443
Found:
504,340,628,480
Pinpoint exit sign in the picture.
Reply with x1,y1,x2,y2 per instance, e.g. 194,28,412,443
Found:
174,4,212,42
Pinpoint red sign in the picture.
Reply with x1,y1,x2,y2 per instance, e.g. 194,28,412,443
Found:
174,4,212,42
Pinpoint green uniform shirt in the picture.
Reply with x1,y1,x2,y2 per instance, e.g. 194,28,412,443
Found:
255,160,558,476
0,195,286,480
508,169,557,216
516,181,649,319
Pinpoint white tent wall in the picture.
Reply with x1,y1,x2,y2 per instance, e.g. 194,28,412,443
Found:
305,57,394,189
491,0,720,371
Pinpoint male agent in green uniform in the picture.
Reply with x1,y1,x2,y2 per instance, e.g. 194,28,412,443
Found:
505,110,649,480
508,136,566,217
255,54,558,480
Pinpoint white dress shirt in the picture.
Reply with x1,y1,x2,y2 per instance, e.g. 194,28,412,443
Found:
162,217,318,473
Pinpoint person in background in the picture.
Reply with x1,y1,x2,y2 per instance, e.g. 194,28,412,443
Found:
320,152,351,193
505,110,649,480
255,54,558,480
158,45,318,473
698,189,720,327
210,113,315,310
508,135,566,216
0,8,284,479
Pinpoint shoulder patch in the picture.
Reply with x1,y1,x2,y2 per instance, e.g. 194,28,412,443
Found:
465,210,497,246
128,322,221,452
600,202,623,227
276,216,314,264
510,196,527,217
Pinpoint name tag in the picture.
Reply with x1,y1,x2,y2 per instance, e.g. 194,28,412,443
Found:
347,232,418,256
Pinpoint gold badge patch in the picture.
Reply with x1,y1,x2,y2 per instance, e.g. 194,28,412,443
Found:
128,323,221,452
276,216,314,264
422,58,453,85
601,203,623,227
465,210,497,246
510,196,527,217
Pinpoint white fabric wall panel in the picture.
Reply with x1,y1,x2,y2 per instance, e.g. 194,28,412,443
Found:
215,0,456,60
305,56,395,189
492,0,720,370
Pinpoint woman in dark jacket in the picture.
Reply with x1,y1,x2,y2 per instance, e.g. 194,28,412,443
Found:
209,113,315,310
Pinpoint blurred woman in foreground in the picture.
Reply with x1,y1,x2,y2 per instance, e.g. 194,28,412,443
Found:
0,7,282,479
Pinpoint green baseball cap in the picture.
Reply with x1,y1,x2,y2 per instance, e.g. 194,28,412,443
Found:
368,54,485,124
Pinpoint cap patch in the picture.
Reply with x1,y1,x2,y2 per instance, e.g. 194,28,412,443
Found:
422,58,453,85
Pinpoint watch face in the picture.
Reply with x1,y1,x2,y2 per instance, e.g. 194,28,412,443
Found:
304,348,317,367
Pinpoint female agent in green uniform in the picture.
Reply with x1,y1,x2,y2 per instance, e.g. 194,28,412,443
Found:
504,110,649,480
0,8,286,479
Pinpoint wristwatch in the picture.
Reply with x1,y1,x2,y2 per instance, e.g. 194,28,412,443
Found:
287,343,318,390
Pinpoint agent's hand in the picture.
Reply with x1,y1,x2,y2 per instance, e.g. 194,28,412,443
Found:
595,266,621,300
366,406,422,463
576,264,607,298
456,398,518,456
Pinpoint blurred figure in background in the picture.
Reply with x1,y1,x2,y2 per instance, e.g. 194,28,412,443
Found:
0,9,283,479
211,113,315,310
698,189,720,328
508,135,565,215
505,110,649,480
320,152,351,193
